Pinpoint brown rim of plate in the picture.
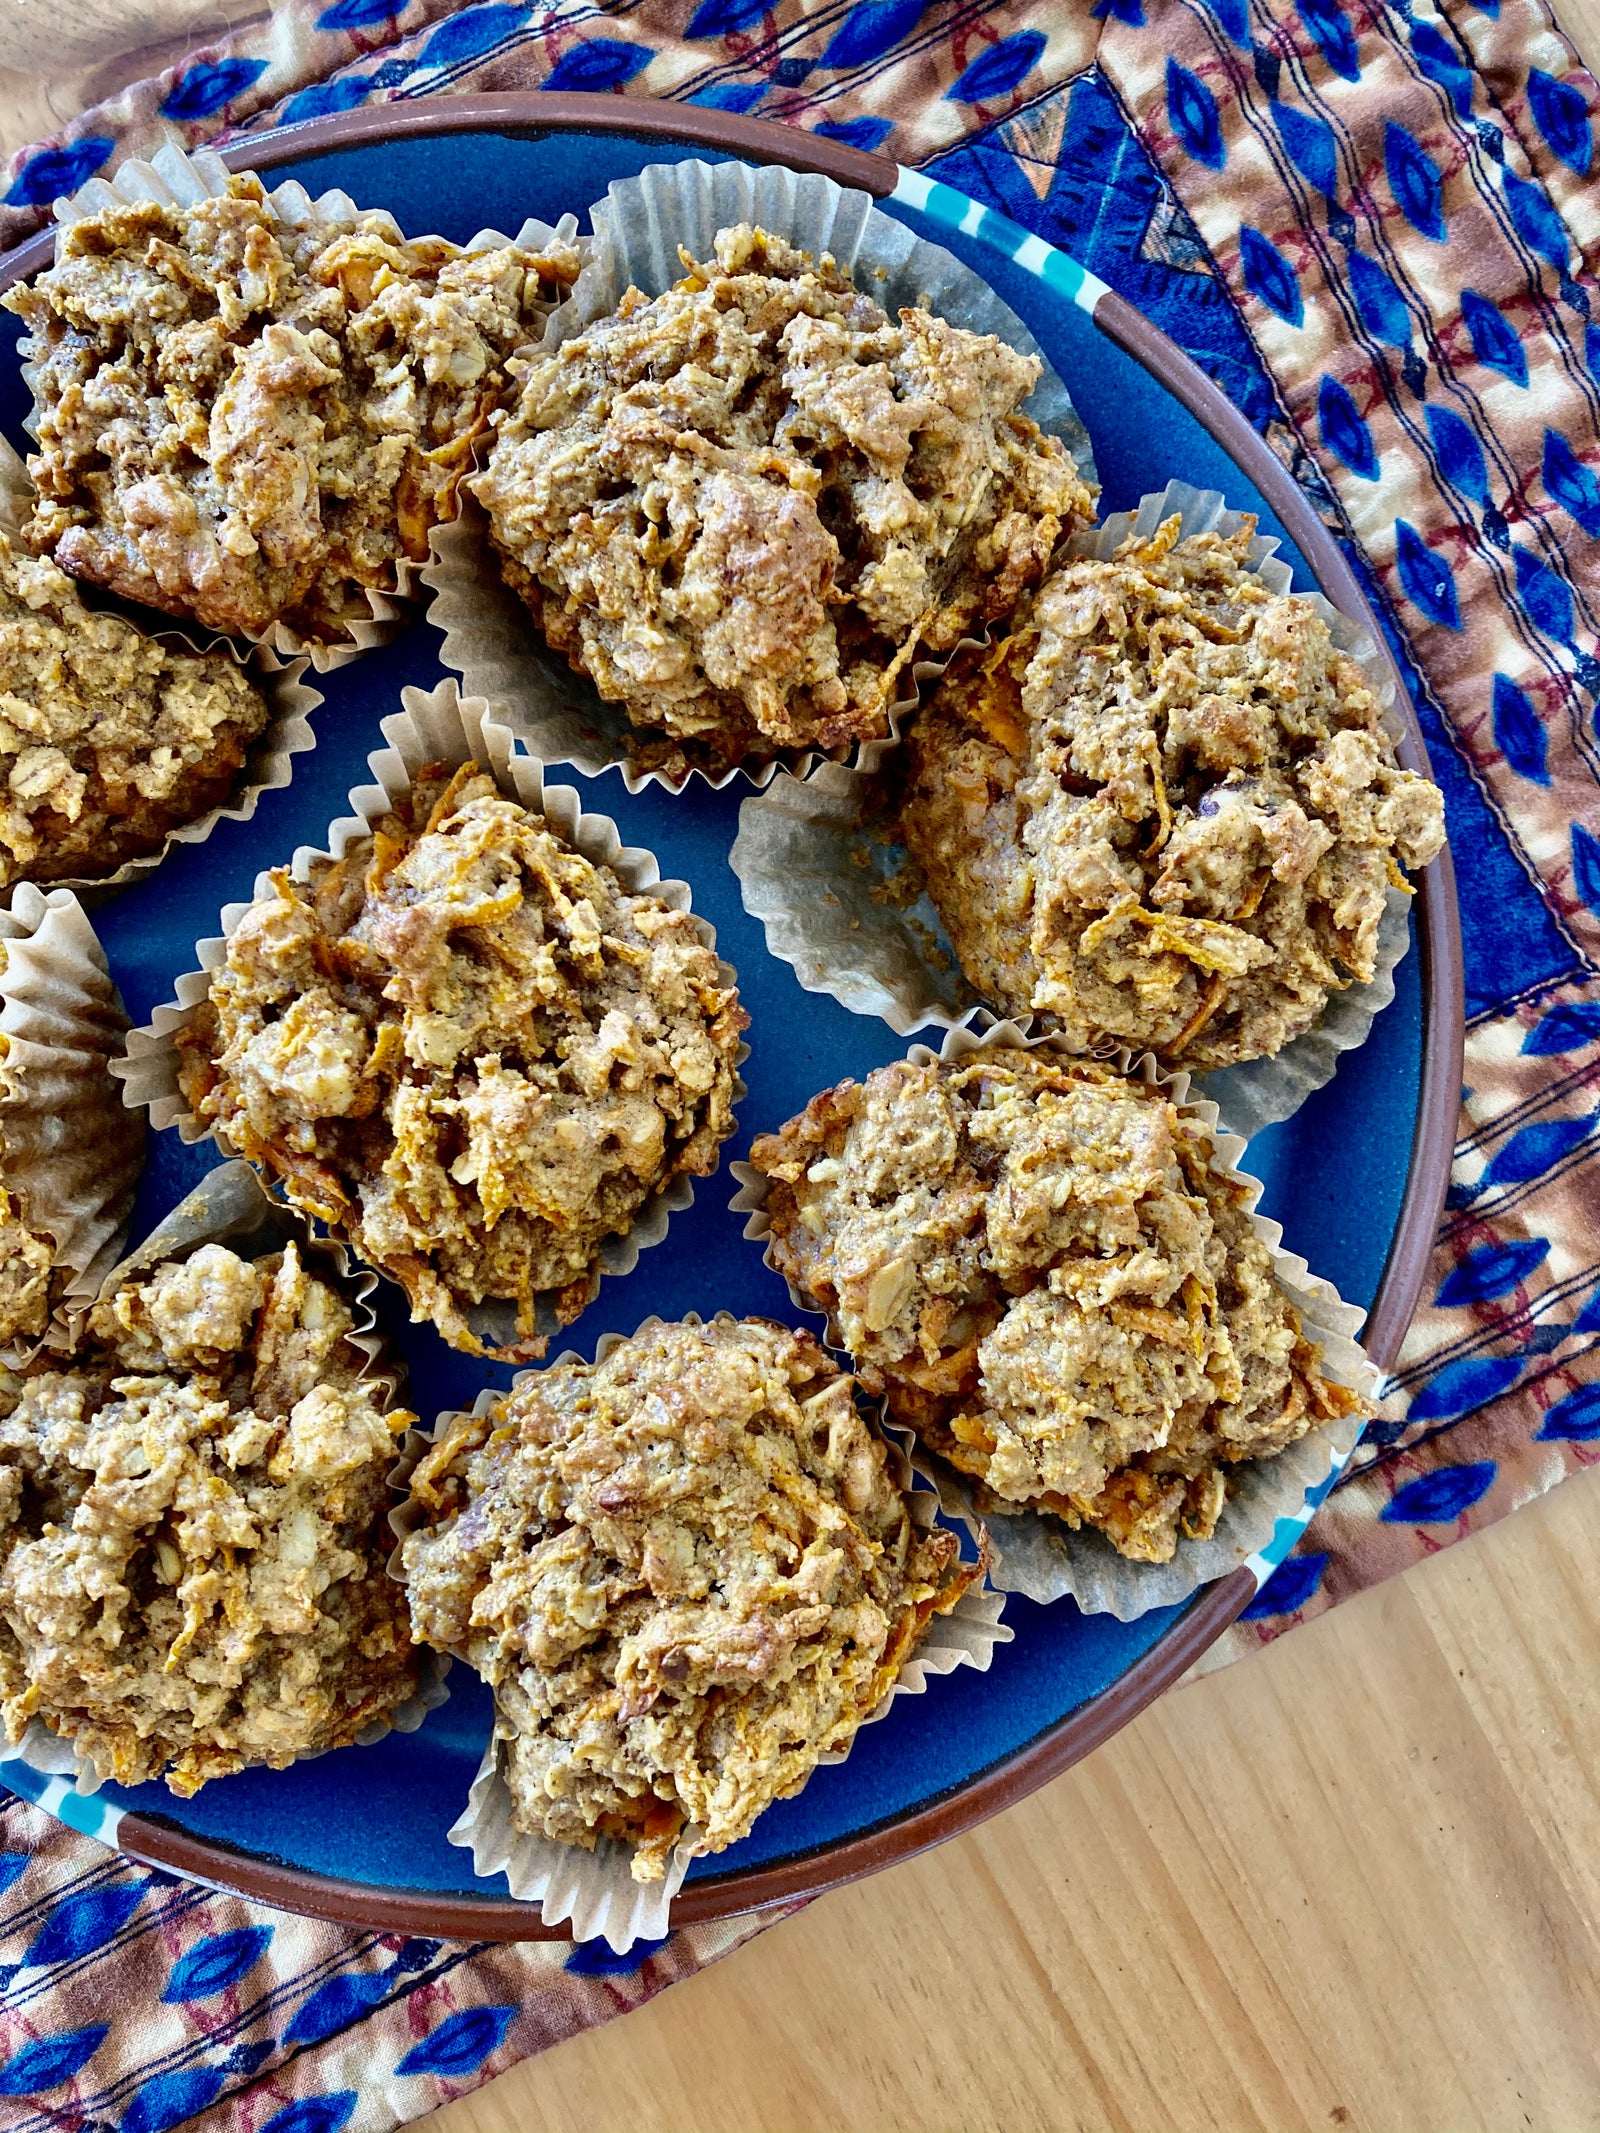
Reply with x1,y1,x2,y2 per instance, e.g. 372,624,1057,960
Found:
0,94,1465,1942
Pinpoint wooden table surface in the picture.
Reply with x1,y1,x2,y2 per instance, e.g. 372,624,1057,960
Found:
425,4,1600,2121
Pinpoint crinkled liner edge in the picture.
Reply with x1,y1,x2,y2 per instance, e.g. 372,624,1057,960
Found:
0,436,323,902
730,1018,1378,1619
423,152,1097,798
0,886,144,1368
8,1156,448,1801
15,142,587,674
730,478,1419,1135
110,678,746,1360
385,1308,1008,1951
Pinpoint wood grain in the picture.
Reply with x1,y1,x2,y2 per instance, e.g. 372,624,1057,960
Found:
422,1462,1600,2133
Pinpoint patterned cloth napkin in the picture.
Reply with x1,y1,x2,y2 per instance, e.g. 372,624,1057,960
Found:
1,3,1597,2127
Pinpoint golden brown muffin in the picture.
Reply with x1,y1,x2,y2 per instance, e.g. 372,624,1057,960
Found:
899,517,1446,1068
0,1017,56,1352
401,1315,980,1881
751,1048,1366,1564
0,526,270,884
176,764,746,1359
5,176,580,644
0,1238,418,1793
475,223,1094,782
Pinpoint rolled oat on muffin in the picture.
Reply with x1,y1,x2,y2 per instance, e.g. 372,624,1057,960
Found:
174,763,746,1359
400,1314,981,1881
0,525,271,885
898,515,1446,1069
0,1236,418,1793
750,1047,1368,1565
474,222,1094,783
3,175,581,646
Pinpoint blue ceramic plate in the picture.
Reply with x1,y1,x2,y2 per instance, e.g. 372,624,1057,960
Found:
0,107,1459,1937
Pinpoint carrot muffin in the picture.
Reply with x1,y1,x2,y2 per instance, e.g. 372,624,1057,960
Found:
400,1315,980,1880
0,526,270,885
0,1237,418,1793
4,176,581,644
899,517,1447,1068
0,1018,57,1352
175,765,746,1359
751,1049,1367,1565
475,223,1094,781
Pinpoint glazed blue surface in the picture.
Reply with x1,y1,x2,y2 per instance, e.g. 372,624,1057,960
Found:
0,130,1422,1899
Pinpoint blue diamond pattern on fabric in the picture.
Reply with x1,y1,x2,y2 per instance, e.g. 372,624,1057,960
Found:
1491,673,1550,784
279,77,374,125
947,31,1047,105
395,2005,517,2079
260,2096,361,2133
3,136,114,207
0,2025,109,2096
121,2065,228,2133
1319,375,1379,477
158,57,269,121
688,83,766,111
1407,1356,1524,1423
565,1933,673,1975
1239,224,1304,324
1300,0,1361,81
315,0,401,27
1482,1109,1598,1187
1460,288,1529,385
1381,1461,1499,1522
420,4,530,68
1523,1001,1600,1055
823,0,929,71
1435,1237,1551,1306
161,1926,274,2003
24,1885,146,1969
286,1972,393,2048
1394,519,1461,627
1411,21,1474,116
1165,58,1226,168
685,0,771,36
1240,1550,1330,1619
1385,120,1446,238
1542,430,1600,536
1526,66,1593,174
1571,826,1600,914
541,39,653,92
813,115,895,149
1537,1383,1600,1439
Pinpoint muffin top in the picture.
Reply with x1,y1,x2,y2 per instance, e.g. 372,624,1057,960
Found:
751,1048,1365,1564
0,525,269,885
401,1315,978,1881
899,518,1446,1068
4,175,580,642
0,1238,417,1792
475,223,1093,782
176,765,746,1358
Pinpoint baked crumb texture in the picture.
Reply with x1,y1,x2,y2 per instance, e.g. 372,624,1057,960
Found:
0,525,270,886
401,1315,979,1882
900,519,1447,1069
0,1239,418,1793
751,1048,1368,1565
4,176,581,643
0,1006,57,1352
475,223,1094,783
175,765,746,1359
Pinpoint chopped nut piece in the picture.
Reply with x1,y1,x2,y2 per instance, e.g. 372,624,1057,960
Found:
0,1239,417,1792
5,177,580,643
476,223,1093,781
900,518,1446,1067
401,1316,979,1880
175,766,746,1357
751,1048,1368,1565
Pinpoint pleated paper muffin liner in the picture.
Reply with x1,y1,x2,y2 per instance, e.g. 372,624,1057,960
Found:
387,1310,1008,1951
423,153,1097,796
731,1017,1378,1620
111,679,746,1358
730,480,1417,1139
0,885,143,1366
0,436,322,904
6,1157,449,1799
14,142,586,672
